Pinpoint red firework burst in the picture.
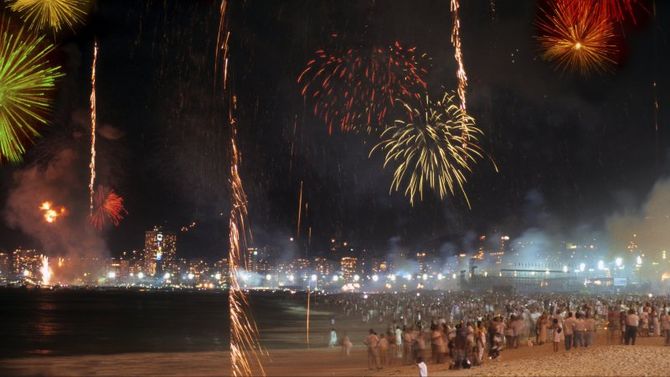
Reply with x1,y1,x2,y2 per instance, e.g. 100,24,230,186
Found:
597,0,640,23
90,185,127,230
298,41,429,135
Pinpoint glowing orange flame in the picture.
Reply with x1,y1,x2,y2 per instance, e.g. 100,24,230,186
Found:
40,201,66,223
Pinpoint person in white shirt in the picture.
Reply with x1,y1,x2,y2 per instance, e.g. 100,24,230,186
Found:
584,314,596,347
416,356,428,377
625,309,639,345
395,326,403,357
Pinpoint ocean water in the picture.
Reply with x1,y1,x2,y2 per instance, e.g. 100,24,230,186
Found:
0,288,324,358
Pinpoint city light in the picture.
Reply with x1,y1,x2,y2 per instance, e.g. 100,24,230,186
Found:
187,273,195,280
579,263,586,272
353,274,360,282
107,271,116,279
310,274,317,282
636,256,643,265
137,272,145,279
371,274,379,282
437,273,444,280
288,274,295,282
404,273,412,281
214,272,222,280
615,257,623,267
163,272,171,280
331,275,339,282
562,265,568,273
597,260,605,270
422,273,428,281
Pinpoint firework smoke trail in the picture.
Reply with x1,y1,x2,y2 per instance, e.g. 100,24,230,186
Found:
88,40,98,215
450,0,468,113
217,1,264,376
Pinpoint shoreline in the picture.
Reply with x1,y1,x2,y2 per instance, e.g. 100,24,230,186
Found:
3,331,669,376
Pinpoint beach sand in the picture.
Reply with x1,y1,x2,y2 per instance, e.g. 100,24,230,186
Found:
2,331,670,376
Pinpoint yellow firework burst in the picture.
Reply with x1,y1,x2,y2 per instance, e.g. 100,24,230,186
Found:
371,91,483,206
8,0,90,33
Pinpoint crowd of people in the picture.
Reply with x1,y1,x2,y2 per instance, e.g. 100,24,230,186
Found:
320,291,670,373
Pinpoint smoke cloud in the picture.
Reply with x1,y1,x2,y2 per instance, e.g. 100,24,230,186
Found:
3,149,108,282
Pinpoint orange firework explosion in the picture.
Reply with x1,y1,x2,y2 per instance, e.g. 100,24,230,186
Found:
39,201,65,223
536,0,618,75
90,185,127,230
298,41,429,135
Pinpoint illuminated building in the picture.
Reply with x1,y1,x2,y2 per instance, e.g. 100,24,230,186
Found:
416,252,427,273
340,257,357,282
313,257,334,276
293,258,310,272
143,226,177,276
12,248,40,278
0,251,9,280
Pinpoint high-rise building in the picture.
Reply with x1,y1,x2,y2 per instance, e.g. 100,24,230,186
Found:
416,252,428,274
0,251,9,281
143,226,177,276
340,257,357,282
12,248,40,278
313,257,334,276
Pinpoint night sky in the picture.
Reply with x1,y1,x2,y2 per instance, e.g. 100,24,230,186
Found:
0,0,668,260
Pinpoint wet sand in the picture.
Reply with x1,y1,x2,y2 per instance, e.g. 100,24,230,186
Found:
2,331,669,376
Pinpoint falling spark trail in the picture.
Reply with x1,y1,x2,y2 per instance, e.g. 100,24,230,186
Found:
89,40,98,215
296,180,303,239
450,0,468,113
215,0,230,90
217,1,264,376
228,100,265,377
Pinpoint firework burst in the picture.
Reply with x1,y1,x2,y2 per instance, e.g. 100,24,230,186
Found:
298,42,429,135
90,185,127,230
39,201,66,223
7,0,90,33
0,18,63,163
595,0,640,23
370,91,483,207
536,0,618,75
